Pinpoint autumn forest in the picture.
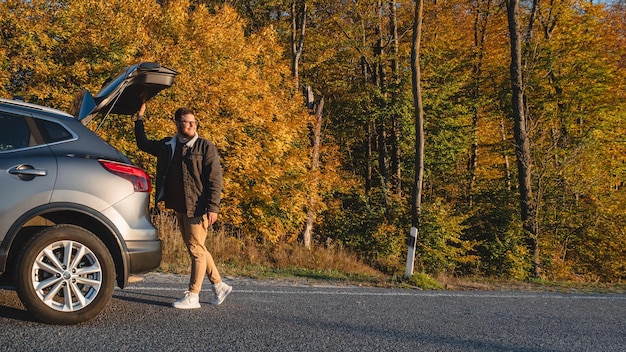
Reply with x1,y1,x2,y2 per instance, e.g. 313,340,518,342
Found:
1,0,625,282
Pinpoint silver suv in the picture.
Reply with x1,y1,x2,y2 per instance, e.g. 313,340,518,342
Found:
0,62,177,324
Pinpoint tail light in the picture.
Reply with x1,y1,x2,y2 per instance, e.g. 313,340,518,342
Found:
99,160,152,192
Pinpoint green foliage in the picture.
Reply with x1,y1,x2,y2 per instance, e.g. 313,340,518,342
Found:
480,222,531,281
405,272,445,290
464,190,531,279
316,190,413,273
416,200,479,275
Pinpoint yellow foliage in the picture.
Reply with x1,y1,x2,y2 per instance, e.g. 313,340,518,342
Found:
133,3,315,243
0,0,346,245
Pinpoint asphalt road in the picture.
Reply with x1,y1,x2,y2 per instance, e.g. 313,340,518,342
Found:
0,273,624,352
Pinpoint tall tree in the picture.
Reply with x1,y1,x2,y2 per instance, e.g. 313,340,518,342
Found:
410,0,425,238
389,0,402,196
466,0,493,206
303,96,325,248
506,0,540,277
374,0,390,208
291,0,307,90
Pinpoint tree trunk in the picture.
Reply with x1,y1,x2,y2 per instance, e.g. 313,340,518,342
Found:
373,0,386,89
466,0,492,206
410,0,425,229
290,1,306,89
389,0,402,196
374,0,388,206
303,97,324,249
406,0,425,277
366,122,373,197
500,117,512,191
290,0,316,249
377,122,389,204
506,0,540,278
359,17,373,199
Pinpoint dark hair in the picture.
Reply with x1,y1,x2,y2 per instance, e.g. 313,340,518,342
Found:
174,107,195,121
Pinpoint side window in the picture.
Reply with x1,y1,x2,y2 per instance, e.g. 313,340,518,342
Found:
36,119,73,143
0,113,32,151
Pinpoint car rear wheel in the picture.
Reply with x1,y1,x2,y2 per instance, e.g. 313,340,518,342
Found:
15,224,115,325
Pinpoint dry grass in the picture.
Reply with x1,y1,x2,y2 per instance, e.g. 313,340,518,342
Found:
153,212,386,284
152,213,626,292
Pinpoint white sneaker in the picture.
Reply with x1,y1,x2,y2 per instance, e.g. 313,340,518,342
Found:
210,282,232,305
172,291,201,309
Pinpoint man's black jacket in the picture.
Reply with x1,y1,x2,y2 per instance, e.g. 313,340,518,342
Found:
134,120,223,217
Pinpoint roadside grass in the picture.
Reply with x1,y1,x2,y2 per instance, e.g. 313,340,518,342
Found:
153,212,626,293
436,275,626,294
154,212,387,286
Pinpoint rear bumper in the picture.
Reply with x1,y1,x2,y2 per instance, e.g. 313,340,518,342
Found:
126,239,162,274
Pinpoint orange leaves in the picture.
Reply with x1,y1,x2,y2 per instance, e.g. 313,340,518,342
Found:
0,0,316,244
134,3,311,243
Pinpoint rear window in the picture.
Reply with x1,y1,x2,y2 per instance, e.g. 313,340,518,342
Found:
36,118,73,143
0,113,34,151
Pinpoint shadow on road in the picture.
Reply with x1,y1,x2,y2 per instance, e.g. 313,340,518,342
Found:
0,304,37,323
112,290,173,307
0,287,37,323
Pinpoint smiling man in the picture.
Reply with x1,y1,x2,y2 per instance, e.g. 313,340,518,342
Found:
133,103,232,309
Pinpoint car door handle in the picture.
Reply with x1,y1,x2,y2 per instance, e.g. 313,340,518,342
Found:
9,165,47,180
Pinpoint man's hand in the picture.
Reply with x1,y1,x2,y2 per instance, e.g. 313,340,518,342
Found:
207,212,218,225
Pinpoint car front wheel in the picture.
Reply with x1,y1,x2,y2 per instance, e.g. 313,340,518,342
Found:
15,224,115,325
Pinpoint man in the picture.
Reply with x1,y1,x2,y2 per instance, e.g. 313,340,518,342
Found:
134,102,232,309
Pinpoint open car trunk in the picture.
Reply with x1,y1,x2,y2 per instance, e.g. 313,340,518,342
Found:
77,62,178,125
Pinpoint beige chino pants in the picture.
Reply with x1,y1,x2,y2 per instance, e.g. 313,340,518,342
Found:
176,213,222,293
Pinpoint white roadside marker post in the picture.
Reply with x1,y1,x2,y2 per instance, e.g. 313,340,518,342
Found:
405,227,417,277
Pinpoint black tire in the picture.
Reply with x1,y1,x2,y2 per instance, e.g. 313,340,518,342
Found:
15,224,115,325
